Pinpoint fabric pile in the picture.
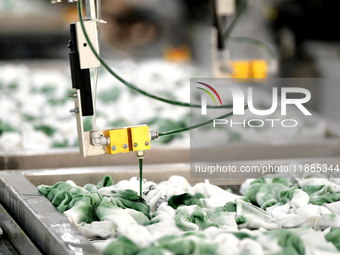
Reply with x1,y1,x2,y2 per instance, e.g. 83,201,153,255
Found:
0,62,327,152
38,175,340,255
0,61,197,151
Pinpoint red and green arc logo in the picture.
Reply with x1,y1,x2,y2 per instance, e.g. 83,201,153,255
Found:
196,82,223,106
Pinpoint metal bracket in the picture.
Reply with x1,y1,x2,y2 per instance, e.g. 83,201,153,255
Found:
85,0,96,19
51,0,77,4
84,131,107,156
72,89,86,157
75,21,100,69
72,89,109,157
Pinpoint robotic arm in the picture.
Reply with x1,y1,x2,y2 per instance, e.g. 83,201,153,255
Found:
51,0,152,160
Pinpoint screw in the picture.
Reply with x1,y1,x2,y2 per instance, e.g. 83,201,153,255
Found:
70,108,79,113
145,141,149,146
123,144,128,149
111,145,117,151
68,92,77,98
134,143,138,147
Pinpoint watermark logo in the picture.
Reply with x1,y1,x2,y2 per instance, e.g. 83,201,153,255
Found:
196,82,222,115
196,82,312,128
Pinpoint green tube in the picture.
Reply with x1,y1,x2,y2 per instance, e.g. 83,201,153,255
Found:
229,37,276,60
224,0,249,39
139,158,143,198
158,110,234,137
76,0,233,109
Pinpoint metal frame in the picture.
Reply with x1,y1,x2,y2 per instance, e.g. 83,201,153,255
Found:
0,203,42,255
85,0,96,19
2,139,340,170
2,158,340,254
0,171,99,255
73,89,86,157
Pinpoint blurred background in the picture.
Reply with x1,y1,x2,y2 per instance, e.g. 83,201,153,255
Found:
2,2,340,254
1,0,340,154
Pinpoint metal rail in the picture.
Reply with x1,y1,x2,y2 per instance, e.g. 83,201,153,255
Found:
0,171,99,255
0,203,42,255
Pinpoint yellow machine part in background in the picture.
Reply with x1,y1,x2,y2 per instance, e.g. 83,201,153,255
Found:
231,59,268,79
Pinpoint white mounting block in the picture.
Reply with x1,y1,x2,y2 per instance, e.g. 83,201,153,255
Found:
76,20,100,69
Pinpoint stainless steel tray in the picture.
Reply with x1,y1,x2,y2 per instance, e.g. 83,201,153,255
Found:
0,162,258,255
0,171,99,255
2,158,340,255
0,147,189,170
0,203,42,255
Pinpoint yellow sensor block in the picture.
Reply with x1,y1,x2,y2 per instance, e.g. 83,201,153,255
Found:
231,60,250,79
105,126,150,155
251,60,267,79
231,59,268,80
106,129,130,154
129,126,150,152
